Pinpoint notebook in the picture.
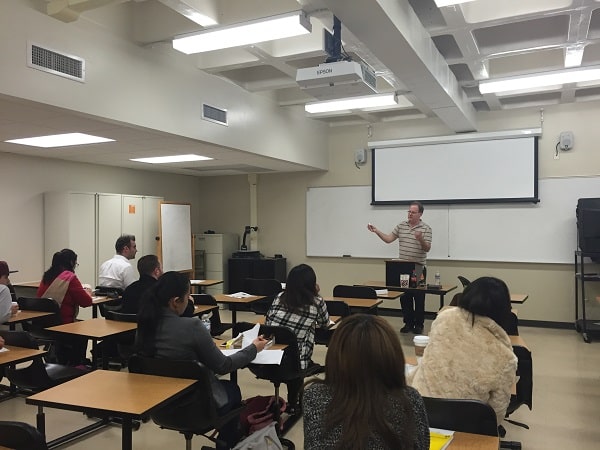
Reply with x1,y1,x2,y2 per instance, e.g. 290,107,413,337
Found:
429,428,454,450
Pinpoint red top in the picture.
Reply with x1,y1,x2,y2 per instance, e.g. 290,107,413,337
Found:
37,271,93,323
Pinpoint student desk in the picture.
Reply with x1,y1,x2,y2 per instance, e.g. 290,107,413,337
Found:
377,290,403,299
323,296,383,312
510,294,528,304
46,319,137,370
193,304,219,316
0,345,47,399
91,295,119,318
213,294,265,324
26,370,197,450
190,279,223,293
451,432,499,449
4,310,54,330
359,281,457,309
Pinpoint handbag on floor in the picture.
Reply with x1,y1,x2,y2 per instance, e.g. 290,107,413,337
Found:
232,422,283,450
240,395,287,434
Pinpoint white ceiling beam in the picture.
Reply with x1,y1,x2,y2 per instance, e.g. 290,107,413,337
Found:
46,0,119,22
320,0,477,132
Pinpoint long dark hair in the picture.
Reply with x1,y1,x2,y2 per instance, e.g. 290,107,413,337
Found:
136,271,190,357
458,276,511,328
310,314,415,450
279,264,318,312
42,249,77,284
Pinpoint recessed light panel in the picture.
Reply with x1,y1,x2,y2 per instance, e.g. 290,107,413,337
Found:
131,154,213,164
5,133,114,148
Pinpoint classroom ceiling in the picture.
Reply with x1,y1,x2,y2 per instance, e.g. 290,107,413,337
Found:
2,0,600,176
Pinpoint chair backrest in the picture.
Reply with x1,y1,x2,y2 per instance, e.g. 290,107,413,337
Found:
333,285,377,299
457,276,471,288
190,294,230,333
128,355,219,428
0,331,54,389
16,297,62,329
104,310,137,323
191,294,217,306
508,345,533,413
422,397,499,437
243,278,283,296
0,421,48,450
325,300,351,317
95,286,123,298
0,330,38,349
233,322,301,380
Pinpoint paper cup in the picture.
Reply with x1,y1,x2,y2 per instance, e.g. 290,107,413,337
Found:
413,335,429,357
400,274,410,288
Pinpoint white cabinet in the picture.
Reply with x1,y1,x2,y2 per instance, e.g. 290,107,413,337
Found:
194,233,238,295
44,192,162,288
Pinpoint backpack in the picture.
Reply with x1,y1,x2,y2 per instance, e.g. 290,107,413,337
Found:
240,395,287,435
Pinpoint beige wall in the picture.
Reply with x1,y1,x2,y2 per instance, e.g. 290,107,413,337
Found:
2,100,600,324
250,101,600,324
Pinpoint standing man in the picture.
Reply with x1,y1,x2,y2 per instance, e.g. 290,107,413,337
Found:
367,201,432,334
98,234,137,290
0,261,19,323
120,255,162,314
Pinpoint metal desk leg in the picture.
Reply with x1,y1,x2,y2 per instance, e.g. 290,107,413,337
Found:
122,417,133,450
36,405,46,438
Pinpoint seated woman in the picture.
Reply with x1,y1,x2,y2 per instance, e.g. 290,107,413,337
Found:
265,263,329,412
303,314,429,450
37,249,93,365
409,276,518,425
136,271,267,450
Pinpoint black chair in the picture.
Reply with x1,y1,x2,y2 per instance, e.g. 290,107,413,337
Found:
243,278,283,315
503,345,533,433
0,330,87,393
457,276,471,288
128,355,243,450
16,297,62,360
422,397,498,437
314,301,350,346
0,420,48,450
191,294,233,337
233,322,322,450
333,285,377,299
104,310,137,366
94,286,123,317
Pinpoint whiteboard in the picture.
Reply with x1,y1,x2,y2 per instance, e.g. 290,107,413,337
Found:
306,177,600,263
159,202,193,272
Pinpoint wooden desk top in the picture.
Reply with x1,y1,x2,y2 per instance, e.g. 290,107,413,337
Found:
12,280,40,288
213,294,266,305
509,335,529,349
213,337,288,351
5,310,54,324
377,290,403,299
323,296,383,309
361,281,458,295
47,318,137,339
510,294,528,303
190,279,223,287
26,370,196,416
0,345,46,367
92,295,118,305
451,432,499,449
193,304,219,316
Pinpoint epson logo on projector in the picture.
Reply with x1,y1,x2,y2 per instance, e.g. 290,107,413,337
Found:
316,68,333,75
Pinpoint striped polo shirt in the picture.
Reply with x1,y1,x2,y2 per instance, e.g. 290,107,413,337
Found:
392,220,432,265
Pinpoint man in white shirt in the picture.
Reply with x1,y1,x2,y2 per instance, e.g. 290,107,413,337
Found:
0,260,19,323
98,235,138,290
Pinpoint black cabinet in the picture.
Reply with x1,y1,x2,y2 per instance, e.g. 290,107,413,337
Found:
228,257,287,294
574,250,600,343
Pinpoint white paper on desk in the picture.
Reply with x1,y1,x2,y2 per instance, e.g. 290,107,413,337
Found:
190,279,205,283
375,289,388,295
329,319,335,326
0,347,9,353
228,292,253,298
221,349,284,365
241,323,260,348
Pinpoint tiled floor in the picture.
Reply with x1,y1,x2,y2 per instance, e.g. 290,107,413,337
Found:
1,311,600,449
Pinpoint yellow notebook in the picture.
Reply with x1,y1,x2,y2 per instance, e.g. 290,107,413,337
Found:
429,428,454,450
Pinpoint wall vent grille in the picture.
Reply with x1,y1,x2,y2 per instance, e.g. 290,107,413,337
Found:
27,42,85,82
202,104,228,126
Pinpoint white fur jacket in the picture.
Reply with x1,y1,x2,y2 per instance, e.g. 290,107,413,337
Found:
409,306,517,424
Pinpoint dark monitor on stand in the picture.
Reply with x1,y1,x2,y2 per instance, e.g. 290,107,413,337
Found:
385,260,415,287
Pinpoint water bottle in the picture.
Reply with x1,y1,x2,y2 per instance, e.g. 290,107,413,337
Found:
201,313,212,333
409,270,418,288
434,271,441,287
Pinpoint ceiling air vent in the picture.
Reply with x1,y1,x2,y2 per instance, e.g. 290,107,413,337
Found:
202,104,228,126
27,42,85,82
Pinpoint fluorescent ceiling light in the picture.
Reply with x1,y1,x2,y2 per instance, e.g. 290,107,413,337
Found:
5,132,114,148
305,93,409,114
564,44,584,68
173,10,311,54
131,154,213,164
434,0,476,7
479,66,600,94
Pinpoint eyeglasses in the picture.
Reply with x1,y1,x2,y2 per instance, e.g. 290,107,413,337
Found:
407,210,420,215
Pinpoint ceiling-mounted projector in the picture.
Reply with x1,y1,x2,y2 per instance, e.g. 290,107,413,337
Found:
296,60,378,100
